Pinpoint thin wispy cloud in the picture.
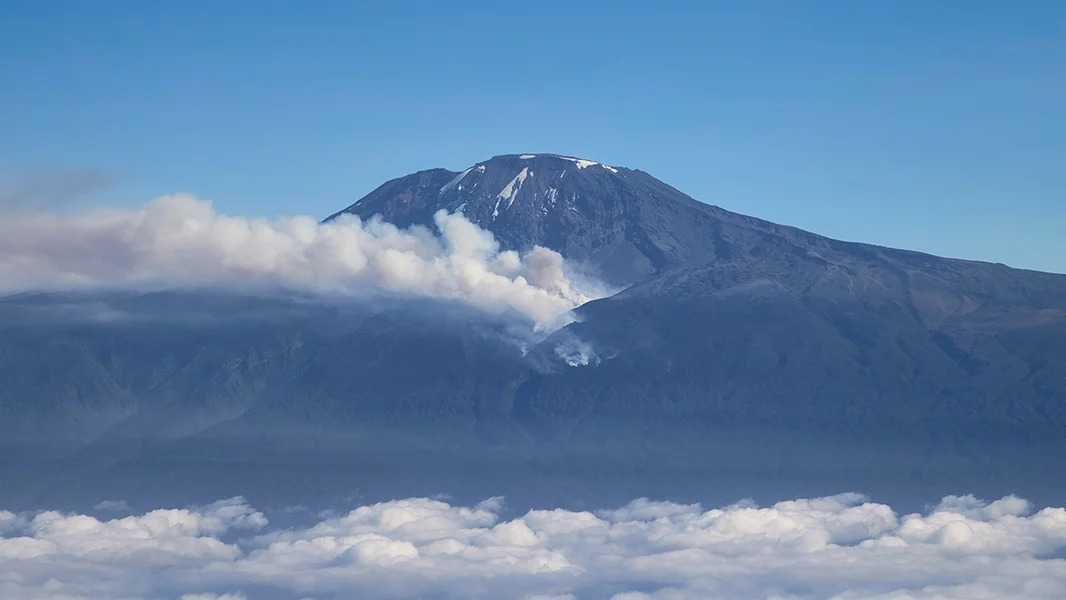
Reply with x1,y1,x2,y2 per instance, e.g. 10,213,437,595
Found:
0,168,118,210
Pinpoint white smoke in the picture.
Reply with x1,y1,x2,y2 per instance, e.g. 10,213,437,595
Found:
1,493,1065,599
0,195,601,326
554,336,600,367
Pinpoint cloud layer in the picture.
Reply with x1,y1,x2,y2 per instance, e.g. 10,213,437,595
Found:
0,195,599,326
2,493,1065,599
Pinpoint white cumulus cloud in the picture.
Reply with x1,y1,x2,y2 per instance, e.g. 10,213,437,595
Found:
1,493,1065,599
0,195,601,326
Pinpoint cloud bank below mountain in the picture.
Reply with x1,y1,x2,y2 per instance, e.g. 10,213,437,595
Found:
0,195,601,326
2,493,1065,600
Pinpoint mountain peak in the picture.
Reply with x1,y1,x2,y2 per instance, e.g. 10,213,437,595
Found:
327,152,703,284
482,153,623,174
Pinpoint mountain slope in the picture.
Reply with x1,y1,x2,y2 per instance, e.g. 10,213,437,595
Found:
528,248,1066,443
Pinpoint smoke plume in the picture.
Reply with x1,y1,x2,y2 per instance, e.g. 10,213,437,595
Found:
0,195,601,326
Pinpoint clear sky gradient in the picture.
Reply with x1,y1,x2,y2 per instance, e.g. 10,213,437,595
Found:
2,0,1063,273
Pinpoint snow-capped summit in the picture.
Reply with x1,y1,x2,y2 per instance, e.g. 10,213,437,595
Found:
428,154,627,218
327,153,729,285
515,153,619,173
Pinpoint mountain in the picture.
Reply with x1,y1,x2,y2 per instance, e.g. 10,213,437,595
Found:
2,154,1066,511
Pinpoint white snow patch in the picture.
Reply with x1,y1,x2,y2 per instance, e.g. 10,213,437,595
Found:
547,188,558,206
476,165,486,173
439,168,473,196
497,167,531,211
556,156,619,174
519,154,537,159
509,171,531,208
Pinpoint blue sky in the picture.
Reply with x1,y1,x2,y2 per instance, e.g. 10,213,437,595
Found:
2,0,1064,273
